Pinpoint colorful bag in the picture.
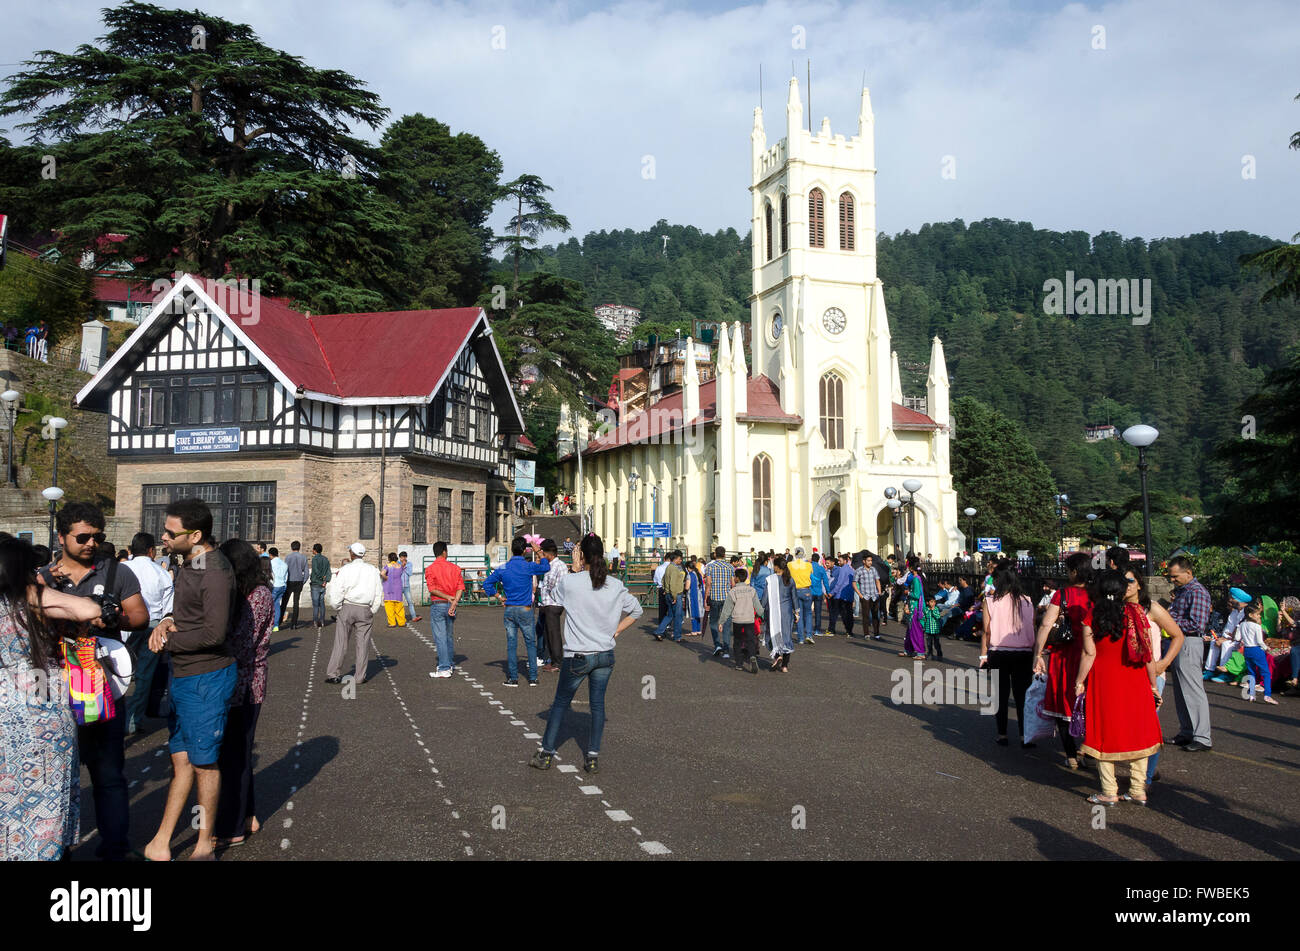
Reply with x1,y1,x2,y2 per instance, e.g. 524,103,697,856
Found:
62,636,117,725
1068,693,1086,739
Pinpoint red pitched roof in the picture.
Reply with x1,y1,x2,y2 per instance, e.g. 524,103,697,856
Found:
892,403,941,429
306,307,483,399
93,276,158,303
579,375,800,456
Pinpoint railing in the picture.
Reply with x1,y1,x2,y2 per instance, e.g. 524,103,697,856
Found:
2,336,87,371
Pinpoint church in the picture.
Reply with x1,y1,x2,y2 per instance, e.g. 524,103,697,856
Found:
560,79,963,558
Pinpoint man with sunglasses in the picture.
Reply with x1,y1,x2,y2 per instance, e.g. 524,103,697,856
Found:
43,501,149,861
144,497,239,860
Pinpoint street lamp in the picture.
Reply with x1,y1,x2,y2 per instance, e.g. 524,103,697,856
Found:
1,389,18,486
1181,515,1194,544
1053,493,1069,563
1086,512,1098,547
901,478,923,557
886,497,903,554
42,485,64,551
963,507,976,555
628,469,640,555
649,484,660,553
1122,424,1159,575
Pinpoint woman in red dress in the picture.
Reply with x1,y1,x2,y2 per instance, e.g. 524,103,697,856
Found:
1074,570,1164,805
1033,553,1093,769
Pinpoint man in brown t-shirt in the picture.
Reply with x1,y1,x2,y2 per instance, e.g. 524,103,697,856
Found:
143,498,238,861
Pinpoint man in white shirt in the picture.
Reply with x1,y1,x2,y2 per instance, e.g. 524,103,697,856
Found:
122,531,175,735
325,542,384,686
537,538,569,672
609,542,621,572
653,553,671,622
1206,587,1250,679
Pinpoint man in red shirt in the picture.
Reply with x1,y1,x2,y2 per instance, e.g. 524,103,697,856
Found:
424,541,464,678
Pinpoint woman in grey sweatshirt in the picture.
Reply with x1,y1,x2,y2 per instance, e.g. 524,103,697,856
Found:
530,534,643,774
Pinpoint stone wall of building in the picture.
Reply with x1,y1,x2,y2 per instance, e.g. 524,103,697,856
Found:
114,452,491,567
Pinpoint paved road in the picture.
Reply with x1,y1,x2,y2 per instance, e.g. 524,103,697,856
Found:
74,608,1300,860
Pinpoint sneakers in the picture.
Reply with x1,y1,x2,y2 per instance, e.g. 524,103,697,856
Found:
503,679,519,687
529,751,554,770
528,680,538,687
272,626,280,632
746,656,758,674
721,652,730,660
430,669,452,679
712,647,723,657
584,754,599,774
805,636,816,645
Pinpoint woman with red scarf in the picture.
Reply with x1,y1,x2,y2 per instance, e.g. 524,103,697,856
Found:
1075,570,1180,805
1033,553,1093,769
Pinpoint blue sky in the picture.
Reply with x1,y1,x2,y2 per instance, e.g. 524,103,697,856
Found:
3,0,1297,244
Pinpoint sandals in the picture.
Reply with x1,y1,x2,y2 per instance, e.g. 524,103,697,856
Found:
1065,757,1080,770
1086,794,1119,805
1120,795,1148,805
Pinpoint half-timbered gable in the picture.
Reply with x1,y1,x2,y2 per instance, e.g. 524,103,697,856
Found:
74,274,528,561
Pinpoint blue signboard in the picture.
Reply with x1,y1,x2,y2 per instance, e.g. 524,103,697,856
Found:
633,522,672,539
977,537,1001,553
514,459,536,493
174,427,241,454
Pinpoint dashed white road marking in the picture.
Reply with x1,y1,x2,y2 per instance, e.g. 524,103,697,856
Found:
639,841,671,856
579,785,602,795
525,732,541,739
606,810,632,822
282,626,323,853
557,764,578,773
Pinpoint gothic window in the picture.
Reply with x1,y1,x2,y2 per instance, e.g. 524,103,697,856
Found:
764,201,774,261
780,193,788,253
819,372,845,449
752,454,773,532
838,192,855,250
359,495,375,539
809,188,825,248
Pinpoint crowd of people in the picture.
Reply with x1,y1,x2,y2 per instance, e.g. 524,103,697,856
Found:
5,497,1296,858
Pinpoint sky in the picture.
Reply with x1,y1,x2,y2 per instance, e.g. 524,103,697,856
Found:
2,0,1297,245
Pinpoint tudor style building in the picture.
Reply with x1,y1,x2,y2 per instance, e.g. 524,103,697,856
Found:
75,273,527,562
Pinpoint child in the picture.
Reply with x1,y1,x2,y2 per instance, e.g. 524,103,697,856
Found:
718,567,765,674
921,595,944,660
1238,601,1277,704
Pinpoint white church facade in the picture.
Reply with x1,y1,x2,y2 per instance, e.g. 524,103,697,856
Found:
560,79,964,558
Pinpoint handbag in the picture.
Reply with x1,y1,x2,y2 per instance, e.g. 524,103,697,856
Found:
62,636,118,725
1068,692,1086,739
1045,587,1073,648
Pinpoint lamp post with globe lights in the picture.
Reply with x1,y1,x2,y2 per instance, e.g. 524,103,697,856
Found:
1122,424,1159,574
1181,515,1194,544
1053,493,1069,564
1,389,19,486
628,469,640,555
1086,513,1098,548
963,507,976,555
886,496,903,554
42,486,64,551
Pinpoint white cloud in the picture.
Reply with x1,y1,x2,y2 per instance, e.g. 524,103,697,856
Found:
2,0,1296,243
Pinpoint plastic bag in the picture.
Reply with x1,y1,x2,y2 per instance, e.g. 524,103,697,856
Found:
1023,674,1056,743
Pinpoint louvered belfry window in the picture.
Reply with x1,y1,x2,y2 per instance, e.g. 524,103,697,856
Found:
809,188,825,248
839,192,855,250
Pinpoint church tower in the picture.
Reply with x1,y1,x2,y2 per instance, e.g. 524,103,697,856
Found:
749,79,887,451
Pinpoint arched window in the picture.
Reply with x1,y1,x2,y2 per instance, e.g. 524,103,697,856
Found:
808,188,825,248
780,193,788,254
819,372,844,449
752,454,772,532
360,494,375,539
838,192,855,250
764,201,773,261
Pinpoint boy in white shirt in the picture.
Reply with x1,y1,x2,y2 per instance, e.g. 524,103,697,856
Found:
1237,601,1277,704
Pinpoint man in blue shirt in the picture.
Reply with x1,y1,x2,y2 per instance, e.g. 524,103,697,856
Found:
809,553,830,637
827,553,857,637
484,536,551,687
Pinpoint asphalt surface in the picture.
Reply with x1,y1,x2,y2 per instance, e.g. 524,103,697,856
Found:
73,608,1300,861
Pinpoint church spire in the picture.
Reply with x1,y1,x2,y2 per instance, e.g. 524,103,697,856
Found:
732,321,748,414
717,318,733,372
891,351,903,404
926,335,950,426
683,337,700,423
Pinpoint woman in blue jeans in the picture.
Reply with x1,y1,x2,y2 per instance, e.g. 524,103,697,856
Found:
530,534,643,774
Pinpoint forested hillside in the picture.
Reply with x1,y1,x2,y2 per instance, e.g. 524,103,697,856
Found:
514,219,1299,517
